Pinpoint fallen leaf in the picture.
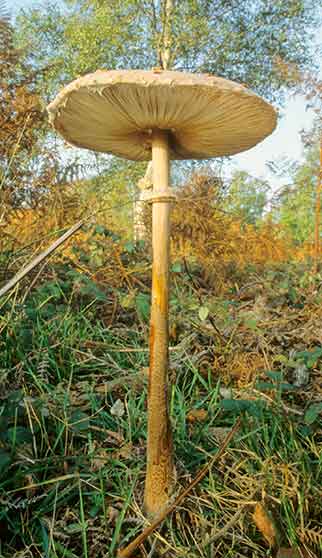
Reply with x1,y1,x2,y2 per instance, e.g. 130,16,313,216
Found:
104,429,124,444
113,442,133,460
91,449,111,472
108,506,119,523
276,548,302,558
210,427,231,443
198,306,209,321
186,409,208,422
110,399,125,418
219,386,233,399
253,502,277,547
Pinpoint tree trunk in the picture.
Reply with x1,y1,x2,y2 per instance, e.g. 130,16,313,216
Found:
144,129,174,516
133,162,153,241
160,0,173,70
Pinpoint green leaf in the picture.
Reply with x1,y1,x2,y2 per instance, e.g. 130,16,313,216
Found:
274,354,289,364
69,410,90,433
244,318,258,330
120,290,136,309
50,542,79,558
288,287,298,303
93,224,105,235
124,241,135,253
171,262,182,273
6,390,24,403
80,279,107,302
304,348,321,368
0,449,11,472
39,303,57,320
255,381,276,391
198,306,209,321
256,379,296,392
297,424,312,437
0,416,8,431
89,504,101,518
265,370,283,381
135,292,150,321
295,350,312,359
295,347,322,368
280,383,297,391
220,399,266,416
0,427,33,444
304,402,322,425
64,523,84,534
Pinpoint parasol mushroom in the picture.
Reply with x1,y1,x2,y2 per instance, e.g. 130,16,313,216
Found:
47,69,277,517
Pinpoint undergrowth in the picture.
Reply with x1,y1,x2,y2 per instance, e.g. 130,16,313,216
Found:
0,237,321,558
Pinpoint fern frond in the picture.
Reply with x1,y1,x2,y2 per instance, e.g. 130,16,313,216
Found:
299,526,322,548
0,0,12,52
0,0,10,23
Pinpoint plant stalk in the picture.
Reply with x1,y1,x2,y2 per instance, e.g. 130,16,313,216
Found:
144,129,173,516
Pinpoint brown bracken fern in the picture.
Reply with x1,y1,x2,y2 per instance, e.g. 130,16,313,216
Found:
299,526,322,549
0,0,14,70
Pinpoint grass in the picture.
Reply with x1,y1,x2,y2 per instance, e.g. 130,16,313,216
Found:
0,248,321,557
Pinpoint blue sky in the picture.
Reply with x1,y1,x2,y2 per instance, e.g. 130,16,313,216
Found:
10,0,320,186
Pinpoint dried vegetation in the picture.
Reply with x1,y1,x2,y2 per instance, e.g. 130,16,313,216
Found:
0,172,321,557
0,10,321,555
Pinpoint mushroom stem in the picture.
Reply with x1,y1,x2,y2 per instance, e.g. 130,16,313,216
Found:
144,129,174,516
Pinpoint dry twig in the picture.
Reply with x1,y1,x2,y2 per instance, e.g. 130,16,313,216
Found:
0,220,84,298
117,418,241,558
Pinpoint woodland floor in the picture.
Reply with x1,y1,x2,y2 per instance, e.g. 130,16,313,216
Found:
0,240,321,558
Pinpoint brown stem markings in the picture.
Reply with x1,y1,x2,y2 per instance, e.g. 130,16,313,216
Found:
144,129,174,516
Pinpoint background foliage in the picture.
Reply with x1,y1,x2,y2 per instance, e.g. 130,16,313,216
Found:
0,1,321,557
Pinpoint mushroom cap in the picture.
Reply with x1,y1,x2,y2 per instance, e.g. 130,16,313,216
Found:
47,69,277,161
